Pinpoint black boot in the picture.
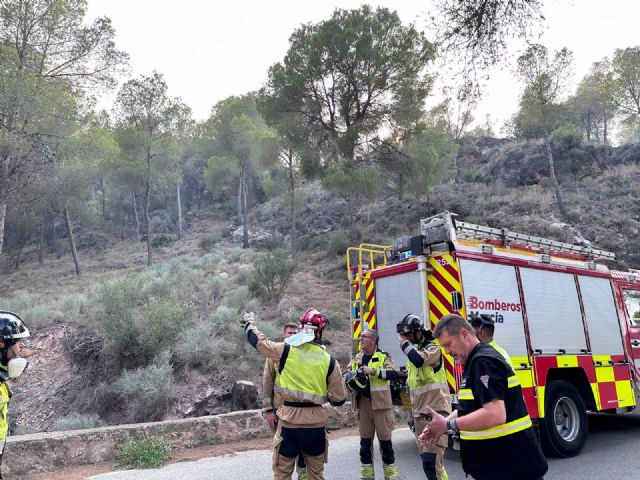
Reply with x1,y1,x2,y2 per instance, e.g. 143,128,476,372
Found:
421,452,438,480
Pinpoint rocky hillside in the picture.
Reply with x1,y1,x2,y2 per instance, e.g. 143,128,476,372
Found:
3,136,640,434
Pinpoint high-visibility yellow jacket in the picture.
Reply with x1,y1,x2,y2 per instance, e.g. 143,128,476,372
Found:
488,339,514,369
402,338,451,416
348,349,398,411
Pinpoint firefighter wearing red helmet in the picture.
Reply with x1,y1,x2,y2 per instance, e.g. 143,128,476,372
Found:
241,308,346,480
0,311,30,479
397,314,451,480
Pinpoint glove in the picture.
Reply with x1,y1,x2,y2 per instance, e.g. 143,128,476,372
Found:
240,311,256,328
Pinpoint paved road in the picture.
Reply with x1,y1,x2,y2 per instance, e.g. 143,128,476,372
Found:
91,413,640,479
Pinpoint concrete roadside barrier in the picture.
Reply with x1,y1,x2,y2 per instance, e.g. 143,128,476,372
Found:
5,404,356,476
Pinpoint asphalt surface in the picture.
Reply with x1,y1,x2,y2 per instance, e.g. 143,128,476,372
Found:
90,413,640,479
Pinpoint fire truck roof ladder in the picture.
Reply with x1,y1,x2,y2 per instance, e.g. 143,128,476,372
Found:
420,211,615,262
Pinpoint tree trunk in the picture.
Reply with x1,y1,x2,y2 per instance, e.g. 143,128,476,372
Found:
63,206,82,276
287,149,296,252
99,178,107,220
14,245,22,271
144,179,152,267
133,192,141,242
237,178,242,224
0,201,5,256
240,161,249,249
38,214,46,264
544,136,568,219
176,180,184,240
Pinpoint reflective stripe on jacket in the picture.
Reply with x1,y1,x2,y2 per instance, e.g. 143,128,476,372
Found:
349,350,395,411
406,342,450,415
0,380,10,441
457,343,547,480
488,340,514,369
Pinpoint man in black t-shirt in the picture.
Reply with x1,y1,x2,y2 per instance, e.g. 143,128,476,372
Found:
419,314,547,480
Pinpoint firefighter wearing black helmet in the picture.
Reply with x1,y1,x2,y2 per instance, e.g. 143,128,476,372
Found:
0,311,30,479
468,313,513,369
397,314,451,480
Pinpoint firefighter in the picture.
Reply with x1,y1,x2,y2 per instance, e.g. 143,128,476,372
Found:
420,314,548,480
0,312,30,479
345,329,400,480
468,313,514,369
241,309,346,480
396,314,451,480
263,322,307,479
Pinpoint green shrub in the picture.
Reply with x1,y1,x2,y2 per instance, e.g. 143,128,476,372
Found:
264,233,285,250
198,233,220,252
114,352,173,423
173,320,217,369
0,290,57,330
151,234,177,248
329,230,349,256
117,433,172,469
61,293,88,319
223,285,252,312
249,249,296,301
210,305,237,335
133,299,192,360
461,168,483,183
51,414,106,431
207,276,223,303
228,247,245,262
326,310,348,330
553,124,583,150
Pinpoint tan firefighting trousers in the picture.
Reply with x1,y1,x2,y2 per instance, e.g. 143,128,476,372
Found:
414,412,448,480
358,397,394,441
273,424,328,480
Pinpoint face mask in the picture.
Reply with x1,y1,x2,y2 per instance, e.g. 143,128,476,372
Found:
8,357,28,379
285,331,315,347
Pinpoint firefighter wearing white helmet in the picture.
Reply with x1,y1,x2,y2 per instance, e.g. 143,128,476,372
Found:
346,328,401,480
0,311,30,479
397,314,451,480
241,308,346,480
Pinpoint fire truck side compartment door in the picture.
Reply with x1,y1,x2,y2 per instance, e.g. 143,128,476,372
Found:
374,269,428,368
459,259,529,357
520,268,587,354
578,276,624,355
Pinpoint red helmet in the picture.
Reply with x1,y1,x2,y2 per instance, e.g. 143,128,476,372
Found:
299,308,329,330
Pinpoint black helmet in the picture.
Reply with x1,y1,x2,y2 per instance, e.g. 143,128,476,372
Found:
396,314,424,335
468,313,494,329
0,311,30,341
343,369,368,393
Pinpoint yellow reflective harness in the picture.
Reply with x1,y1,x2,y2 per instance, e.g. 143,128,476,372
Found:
458,374,533,440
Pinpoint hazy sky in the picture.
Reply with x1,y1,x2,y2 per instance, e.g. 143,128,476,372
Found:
86,0,640,131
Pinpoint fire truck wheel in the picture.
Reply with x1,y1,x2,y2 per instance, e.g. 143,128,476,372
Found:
539,380,588,458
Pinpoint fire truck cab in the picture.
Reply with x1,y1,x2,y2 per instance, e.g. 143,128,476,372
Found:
347,211,640,458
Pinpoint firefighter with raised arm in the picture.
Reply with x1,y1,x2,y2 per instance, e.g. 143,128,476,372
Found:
396,314,451,480
345,328,400,480
468,313,513,369
0,312,30,479
263,322,307,479
241,308,346,480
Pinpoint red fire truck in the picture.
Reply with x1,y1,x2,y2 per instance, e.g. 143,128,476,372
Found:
347,211,640,457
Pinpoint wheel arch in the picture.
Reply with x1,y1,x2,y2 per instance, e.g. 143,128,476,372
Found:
544,367,597,413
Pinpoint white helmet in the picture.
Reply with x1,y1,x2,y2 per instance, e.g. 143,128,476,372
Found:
0,311,30,341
